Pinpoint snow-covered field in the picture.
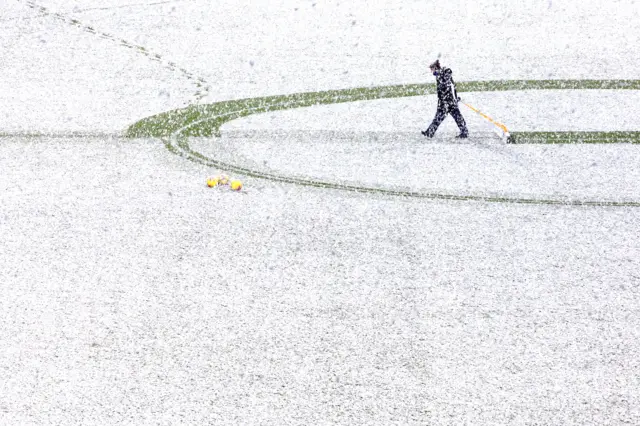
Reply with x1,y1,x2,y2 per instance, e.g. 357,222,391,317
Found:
2,1,640,424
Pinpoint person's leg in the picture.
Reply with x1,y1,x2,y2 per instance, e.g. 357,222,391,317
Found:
423,104,448,137
450,106,468,137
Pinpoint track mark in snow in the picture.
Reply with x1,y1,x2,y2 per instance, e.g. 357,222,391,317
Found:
167,125,640,208
170,132,640,207
20,0,210,105
0,12,46,23
72,1,187,13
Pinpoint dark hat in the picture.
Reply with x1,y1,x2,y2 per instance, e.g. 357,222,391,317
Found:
429,60,441,69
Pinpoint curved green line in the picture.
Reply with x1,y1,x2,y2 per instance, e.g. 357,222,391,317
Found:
126,79,640,138
126,79,640,207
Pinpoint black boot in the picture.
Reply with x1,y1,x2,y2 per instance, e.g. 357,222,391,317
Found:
455,132,468,139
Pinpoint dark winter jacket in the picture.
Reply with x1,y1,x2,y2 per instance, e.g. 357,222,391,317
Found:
435,67,459,107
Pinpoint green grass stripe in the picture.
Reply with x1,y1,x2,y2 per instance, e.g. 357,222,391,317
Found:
510,132,640,144
127,84,433,138
459,79,640,91
126,79,640,138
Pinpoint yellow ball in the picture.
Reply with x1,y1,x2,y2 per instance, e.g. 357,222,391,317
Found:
230,179,243,191
206,177,219,187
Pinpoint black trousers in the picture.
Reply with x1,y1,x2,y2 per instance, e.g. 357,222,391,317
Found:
425,102,468,137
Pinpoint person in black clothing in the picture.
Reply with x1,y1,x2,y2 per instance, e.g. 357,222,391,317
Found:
422,60,468,138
